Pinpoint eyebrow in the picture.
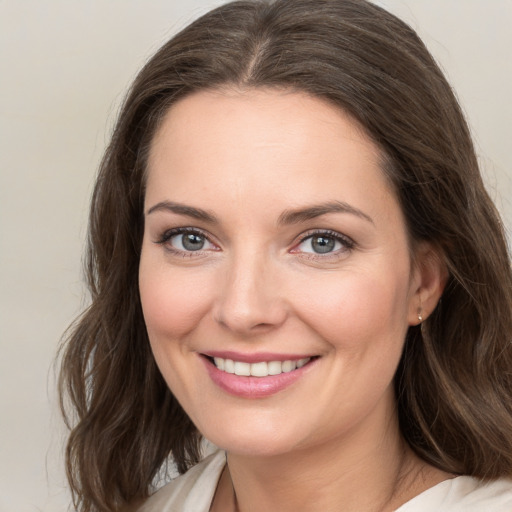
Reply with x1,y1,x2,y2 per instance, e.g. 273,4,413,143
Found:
146,199,374,225
146,201,218,223
277,201,374,225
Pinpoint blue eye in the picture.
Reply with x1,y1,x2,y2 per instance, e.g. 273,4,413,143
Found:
157,229,215,253
295,231,353,255
171,232,207,251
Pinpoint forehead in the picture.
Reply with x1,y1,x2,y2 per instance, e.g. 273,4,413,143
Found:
150,87,380,153
145,88,399,227
149,87,382,156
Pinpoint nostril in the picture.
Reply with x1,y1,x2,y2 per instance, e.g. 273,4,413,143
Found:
213,304,288,335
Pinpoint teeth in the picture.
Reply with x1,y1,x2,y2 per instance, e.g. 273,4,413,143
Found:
250,361,268,377
267,361,282,375
296,358,309,368
224,359,235,374
281,360,296,372
211,357,311,377
234,361,251,376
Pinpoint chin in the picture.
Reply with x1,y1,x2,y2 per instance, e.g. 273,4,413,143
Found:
196,413,311,459
211,437,298,458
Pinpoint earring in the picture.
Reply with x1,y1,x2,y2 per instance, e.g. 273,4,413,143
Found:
417,306,423,323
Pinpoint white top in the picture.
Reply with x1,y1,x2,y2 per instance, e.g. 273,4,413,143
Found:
139,450,512,512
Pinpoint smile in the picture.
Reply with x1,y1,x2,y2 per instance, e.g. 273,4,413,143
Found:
201,353,319,398
212,357,311,377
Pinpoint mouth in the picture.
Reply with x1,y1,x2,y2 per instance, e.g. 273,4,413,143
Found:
200,352,319,398
205,355,315,377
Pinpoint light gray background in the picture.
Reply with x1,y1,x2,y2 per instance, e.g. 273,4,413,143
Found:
1,1,510,510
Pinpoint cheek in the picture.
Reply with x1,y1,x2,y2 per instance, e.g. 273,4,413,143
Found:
292,270,411,432
296,269,411,350
138,257,214,341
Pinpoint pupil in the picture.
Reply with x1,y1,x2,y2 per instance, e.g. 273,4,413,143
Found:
182,233,205,251
312,236,335,254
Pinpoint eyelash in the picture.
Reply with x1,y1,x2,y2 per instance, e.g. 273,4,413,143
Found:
292,229,355,260
154,227,355,259
155,227,217,257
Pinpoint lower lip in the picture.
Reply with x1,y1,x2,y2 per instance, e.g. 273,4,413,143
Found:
201,356,318,399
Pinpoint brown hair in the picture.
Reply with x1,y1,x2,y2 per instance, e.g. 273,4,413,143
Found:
59,0,512,510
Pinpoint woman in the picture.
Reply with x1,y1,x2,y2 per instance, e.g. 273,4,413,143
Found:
59,0,512,511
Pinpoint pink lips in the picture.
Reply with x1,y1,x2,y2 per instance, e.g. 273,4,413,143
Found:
201,352,318,399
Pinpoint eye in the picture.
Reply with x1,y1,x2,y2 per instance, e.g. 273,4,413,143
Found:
156,228,217,253
171,232,210,251
301,235,339,254
293,230,354,256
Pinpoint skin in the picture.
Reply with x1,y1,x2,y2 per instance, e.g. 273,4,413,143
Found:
139,88,449,511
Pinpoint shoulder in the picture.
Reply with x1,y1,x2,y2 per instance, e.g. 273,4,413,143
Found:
138,449,226,512
397,476,512,511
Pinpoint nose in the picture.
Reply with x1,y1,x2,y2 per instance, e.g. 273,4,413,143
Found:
212,251,288,336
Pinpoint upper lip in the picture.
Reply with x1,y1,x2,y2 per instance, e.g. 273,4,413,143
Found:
201,350,317,363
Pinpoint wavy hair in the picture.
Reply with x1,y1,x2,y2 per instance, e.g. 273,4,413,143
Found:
59,0,512,510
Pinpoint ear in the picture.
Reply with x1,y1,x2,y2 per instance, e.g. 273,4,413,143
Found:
407,242,448,326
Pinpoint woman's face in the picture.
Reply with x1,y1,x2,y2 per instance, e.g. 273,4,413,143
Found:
139,88,425,457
